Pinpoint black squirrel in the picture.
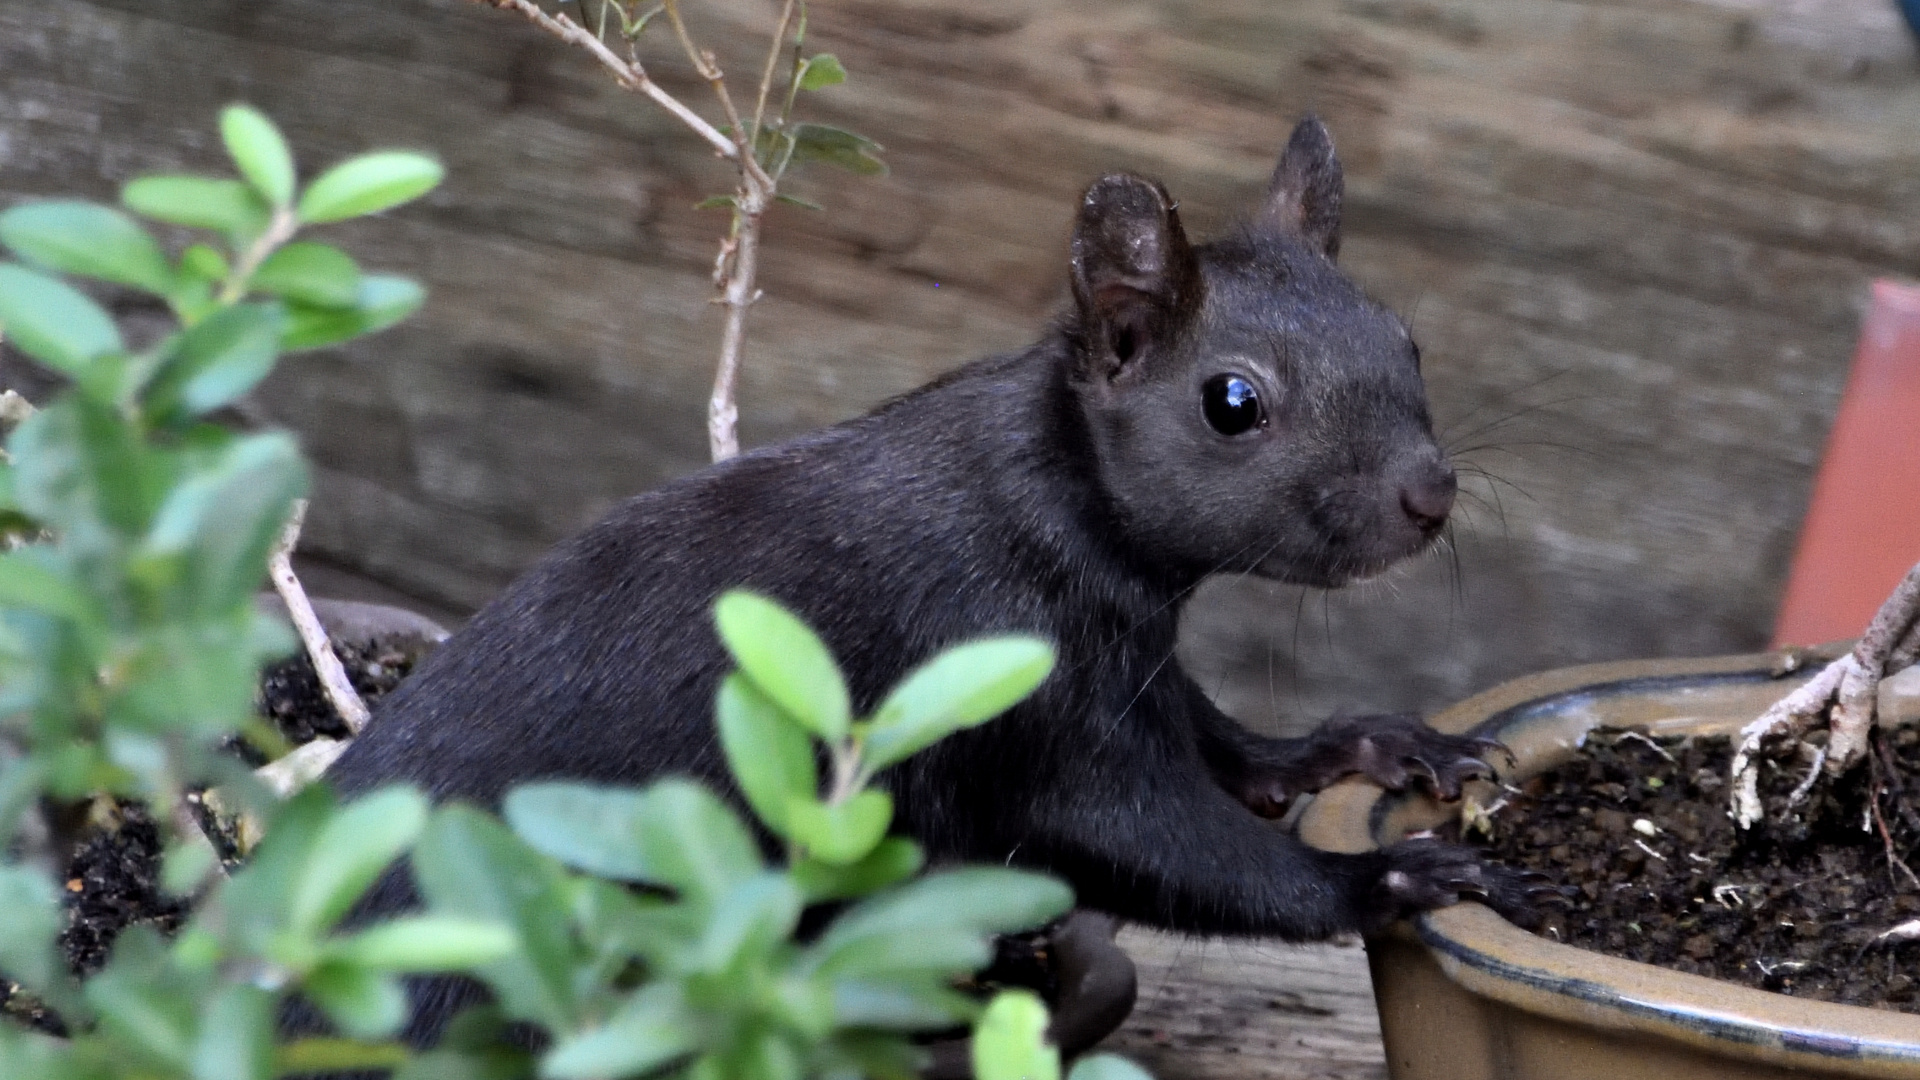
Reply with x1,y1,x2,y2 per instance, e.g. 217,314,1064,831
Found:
326,115,1544,1039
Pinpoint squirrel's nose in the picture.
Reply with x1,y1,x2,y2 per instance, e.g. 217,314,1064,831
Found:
1399,464,1456,535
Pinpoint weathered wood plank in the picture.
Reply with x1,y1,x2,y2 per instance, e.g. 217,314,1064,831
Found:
1108,929,1388,1080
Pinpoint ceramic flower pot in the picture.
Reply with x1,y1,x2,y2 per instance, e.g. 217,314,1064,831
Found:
1299,651,1920,1080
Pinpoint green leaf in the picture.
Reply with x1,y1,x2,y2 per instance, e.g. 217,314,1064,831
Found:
713,590,850,742
327,916,517,973
505,780,761,904
0,550,89,620
809,925,991,981
87,962,197,1071
797,53,847,91
774,193,824,212
122,176,269,237
0,201,174,294
0,864,64,997
541,984,697,1080
298,151,443,224
819,869,1072,948
693,194,738,211
220,104,296,208
502,783,654,882
687,873,803,975
791,836,923,901
178,244,230,284
716,672,816,836
144,302,287,424
161,834,219,897
789,789,891,865
305,962,409,1040
280,274,425,351
862,637,1054,772
413,806,580,1031
789,123,887,176
250,241,360,308
973,991,1059,1080
0,263,123,376
1067,1054,1154,1080
571,877,695,968
141,431,306,614
10,394,164,542
212,784,332,948
191,984,274,1080
830,980,978,1030
632,779,763,906
290,786,429,937
274,1039,412,1077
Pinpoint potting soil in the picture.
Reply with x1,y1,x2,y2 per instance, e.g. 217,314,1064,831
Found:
1,637,418,1031
1469,726,1920,1012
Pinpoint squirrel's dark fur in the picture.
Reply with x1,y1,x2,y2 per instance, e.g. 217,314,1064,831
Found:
324,117,1543,1043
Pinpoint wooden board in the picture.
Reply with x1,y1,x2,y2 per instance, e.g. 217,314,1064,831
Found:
1107,929,1388,1080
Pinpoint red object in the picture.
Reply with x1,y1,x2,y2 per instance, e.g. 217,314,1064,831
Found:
1772,279,1920,647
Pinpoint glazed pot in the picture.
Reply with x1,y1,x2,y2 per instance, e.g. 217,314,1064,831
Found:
1298,650,1920,1080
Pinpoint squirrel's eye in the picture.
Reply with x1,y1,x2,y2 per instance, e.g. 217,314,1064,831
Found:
1202,374,1264,436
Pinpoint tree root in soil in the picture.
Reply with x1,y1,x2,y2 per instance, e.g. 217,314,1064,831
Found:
1733,560,1920,830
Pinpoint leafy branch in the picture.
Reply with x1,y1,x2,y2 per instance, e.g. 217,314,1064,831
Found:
468,0,884,462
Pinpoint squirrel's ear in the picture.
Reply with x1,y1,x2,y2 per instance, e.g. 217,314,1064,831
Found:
1070,173,1200,382
1261,115,1344,259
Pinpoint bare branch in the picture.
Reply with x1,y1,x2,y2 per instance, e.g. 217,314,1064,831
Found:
660,0,774,190
470,0,738,159
1732,559,1920,827
750,0,799,141
1732,653,1851,828
268,500,371,734
708,206,762,461
470,0,786,462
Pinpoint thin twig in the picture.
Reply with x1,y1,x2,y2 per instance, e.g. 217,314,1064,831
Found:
749,0,799,141
267,500,370,734
220,207,298,304
471,0,738,159
1786,745,1826,806
469,0,779,462
1868,736,1920,890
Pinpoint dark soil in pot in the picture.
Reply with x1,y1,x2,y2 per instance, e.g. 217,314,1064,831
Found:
1464,725,1920,1013
2,635,420,1035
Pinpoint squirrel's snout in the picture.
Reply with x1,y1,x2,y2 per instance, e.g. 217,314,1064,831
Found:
1398,463,1456,535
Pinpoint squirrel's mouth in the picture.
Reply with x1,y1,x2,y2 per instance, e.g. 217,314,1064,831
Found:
1252,526,1444,589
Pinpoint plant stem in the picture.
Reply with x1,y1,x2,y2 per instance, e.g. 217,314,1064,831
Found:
472,0,738,159
467,0,784,463
267,500,370,734
749,0,799,142
708,192,764,462
220,206,298,305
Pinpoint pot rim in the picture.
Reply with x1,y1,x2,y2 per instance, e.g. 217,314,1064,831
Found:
1298,649,1920,1078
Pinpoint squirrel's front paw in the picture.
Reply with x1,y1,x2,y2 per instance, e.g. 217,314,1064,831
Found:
1367,838,1558,930
1313,713,1508,800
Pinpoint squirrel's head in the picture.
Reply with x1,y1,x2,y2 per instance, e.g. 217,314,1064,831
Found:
1067,116,1451,589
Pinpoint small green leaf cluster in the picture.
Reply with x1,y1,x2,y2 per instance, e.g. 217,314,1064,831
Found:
0,106,491,1078
0,104,442,817
411,589,1082,1079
